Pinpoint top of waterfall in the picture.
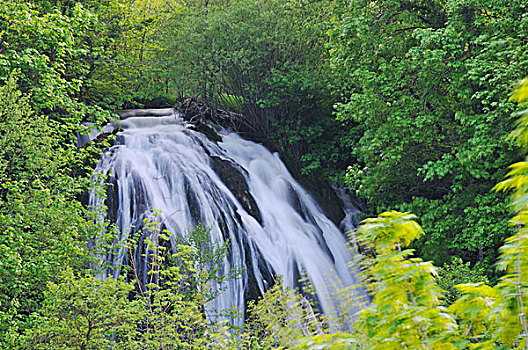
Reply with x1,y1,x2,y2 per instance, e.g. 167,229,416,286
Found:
76,109,181,146
116,108,175,119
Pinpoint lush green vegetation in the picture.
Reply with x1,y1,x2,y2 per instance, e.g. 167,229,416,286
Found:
1,0,528,348
329,0,528,273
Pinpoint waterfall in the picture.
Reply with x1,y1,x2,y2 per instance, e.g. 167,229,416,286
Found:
89,109,362,326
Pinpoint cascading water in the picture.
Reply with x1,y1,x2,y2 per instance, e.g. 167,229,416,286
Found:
89,109,362,326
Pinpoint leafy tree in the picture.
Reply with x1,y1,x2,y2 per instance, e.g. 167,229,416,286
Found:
80,0,186,109
24,218,260,349
329,0,528,269
161,0,351,181
23,271,143,350
0,1,113,125
300,213,460,349
436,257,489,305
0,72,95,348
0,0,179,126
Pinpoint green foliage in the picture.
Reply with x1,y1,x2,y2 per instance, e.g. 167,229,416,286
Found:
436,258,489,305
0,72,95,347
331,0,527,270
0,0,114,127
175,223,242,304
246,277,325,349
353,212,460,349
400,192,511,273
0,0,182,122
23,218,256,349
82,0,185,108
170,0,333,122
118,214,242,308
0,2,118,338
24,271,143,350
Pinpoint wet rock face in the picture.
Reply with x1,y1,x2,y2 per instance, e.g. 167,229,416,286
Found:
105,175,119,224
188,123,222,143
243,239,275,305
316,185,346,225
210,156,262,224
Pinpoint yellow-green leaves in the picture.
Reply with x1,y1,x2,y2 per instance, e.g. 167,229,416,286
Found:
247,277,327,350
494,162,528,213
448,283,499,346
355,212,459,350
511,78,528,104
471,76,528,349
298,332,358,350
509,79,528,147
358,211,423,255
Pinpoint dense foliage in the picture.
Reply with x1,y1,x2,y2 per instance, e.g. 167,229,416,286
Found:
1,0,528,348
0,73,93,347
329,0,528,271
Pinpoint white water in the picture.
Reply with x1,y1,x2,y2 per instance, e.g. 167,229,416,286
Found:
90,110,361,326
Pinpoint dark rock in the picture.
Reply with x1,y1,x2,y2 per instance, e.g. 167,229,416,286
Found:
184,178,201,224
244,238,276,305
310,183,346,225
105,176,119,224
210,156,262,224
188,123,222,143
